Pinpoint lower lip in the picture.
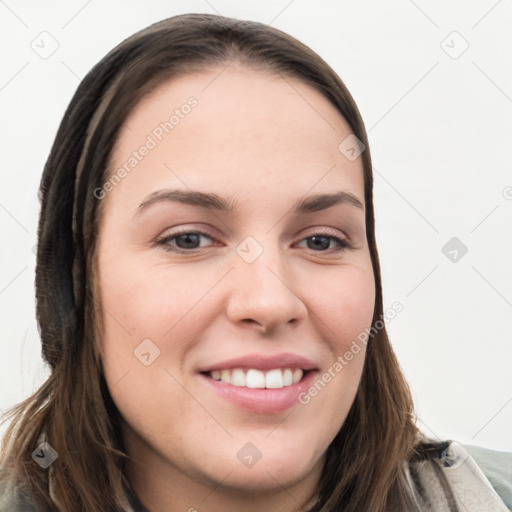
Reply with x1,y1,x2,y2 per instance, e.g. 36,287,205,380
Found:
199,370,318,414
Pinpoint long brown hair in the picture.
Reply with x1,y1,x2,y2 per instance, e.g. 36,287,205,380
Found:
1,13,432,511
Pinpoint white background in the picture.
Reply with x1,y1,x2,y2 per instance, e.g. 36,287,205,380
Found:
1,0,511,451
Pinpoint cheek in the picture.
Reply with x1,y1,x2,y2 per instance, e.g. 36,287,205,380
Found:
297,265,374,409
306,265,376,351
98,255,210,334
97,257,221,385
97,262,204,438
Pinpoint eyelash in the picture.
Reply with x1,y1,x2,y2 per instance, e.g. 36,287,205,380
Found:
155,228,353,254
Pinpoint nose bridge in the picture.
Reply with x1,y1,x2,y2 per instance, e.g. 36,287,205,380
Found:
235,233,288,286
225,233,306,331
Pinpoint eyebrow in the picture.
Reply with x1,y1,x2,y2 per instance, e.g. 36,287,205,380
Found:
135,189,364,217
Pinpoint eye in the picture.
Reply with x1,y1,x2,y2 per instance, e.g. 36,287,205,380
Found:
155,229,353,254
295,233,352,252
156,230,215,253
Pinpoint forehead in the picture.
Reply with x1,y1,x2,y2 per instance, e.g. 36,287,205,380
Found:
106,65,365,213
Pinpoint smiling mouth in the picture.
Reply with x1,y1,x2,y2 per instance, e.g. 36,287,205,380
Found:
201,367,310,389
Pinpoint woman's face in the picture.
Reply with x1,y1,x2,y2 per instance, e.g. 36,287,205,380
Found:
96,65,375,508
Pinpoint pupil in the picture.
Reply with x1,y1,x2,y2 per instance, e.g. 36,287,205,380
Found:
309,236,329,251
177,233,200,249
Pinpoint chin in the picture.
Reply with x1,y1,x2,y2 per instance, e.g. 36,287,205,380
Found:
209,463,312,493
195,446,322,494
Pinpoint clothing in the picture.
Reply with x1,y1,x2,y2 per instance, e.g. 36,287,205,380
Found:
1,440,511,511
401,441,511,511
464,443,512,508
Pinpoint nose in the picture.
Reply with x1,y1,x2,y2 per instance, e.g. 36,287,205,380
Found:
225,239,308,334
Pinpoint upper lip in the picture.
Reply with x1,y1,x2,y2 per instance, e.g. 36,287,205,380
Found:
197,352,319,373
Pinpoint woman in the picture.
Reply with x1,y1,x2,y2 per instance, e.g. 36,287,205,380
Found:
0,13,510,512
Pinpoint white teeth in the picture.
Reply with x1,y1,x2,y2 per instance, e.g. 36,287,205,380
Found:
246,369,265,388
265,369,283,389
231,368,246,387
220,369,231,384
207,367,306,389
293,368,303,384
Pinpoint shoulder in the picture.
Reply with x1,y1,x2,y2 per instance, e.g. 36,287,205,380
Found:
0,469,39,512
0,495,38,512
407,439,512,511
462,442,512,510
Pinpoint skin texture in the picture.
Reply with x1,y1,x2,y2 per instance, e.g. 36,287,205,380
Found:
96,65,375,512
